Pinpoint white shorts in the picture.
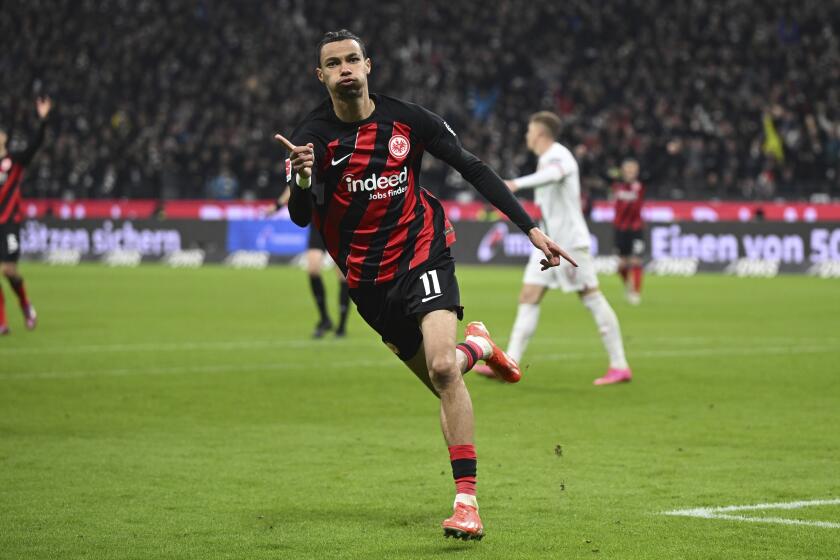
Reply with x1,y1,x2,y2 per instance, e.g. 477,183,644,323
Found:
522,246,599,293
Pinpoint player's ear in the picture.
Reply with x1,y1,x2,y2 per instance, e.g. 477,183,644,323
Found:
316,67,324,83
364,58,371,75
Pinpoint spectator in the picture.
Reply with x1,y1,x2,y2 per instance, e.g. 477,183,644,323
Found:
1,0,838,201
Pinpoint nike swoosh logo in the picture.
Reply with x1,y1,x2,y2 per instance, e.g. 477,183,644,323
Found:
421,294,444,303
331,154,352,166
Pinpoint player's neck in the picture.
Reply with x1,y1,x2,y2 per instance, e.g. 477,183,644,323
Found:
0,147,6,159
532,137,554,157
331,90,376,123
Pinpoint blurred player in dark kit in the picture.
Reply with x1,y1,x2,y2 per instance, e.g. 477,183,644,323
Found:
0,97,52,335
612,158,646,305
274,186,351,338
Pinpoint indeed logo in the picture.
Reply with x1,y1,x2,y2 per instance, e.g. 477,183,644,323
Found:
344,167,409,193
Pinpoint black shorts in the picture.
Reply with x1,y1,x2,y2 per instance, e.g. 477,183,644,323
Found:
350,250,463,361
0,223,21,262
614,229,645,257
307,227,326,251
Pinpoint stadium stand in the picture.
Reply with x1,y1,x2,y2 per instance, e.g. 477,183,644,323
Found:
1,0,838,202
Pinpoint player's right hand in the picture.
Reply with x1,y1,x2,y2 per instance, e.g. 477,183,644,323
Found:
275,134,314,179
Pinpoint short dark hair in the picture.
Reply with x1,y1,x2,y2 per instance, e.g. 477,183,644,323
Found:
529,111,562,139
316,29,366,66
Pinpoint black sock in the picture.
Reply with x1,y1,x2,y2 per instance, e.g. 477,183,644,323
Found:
309,275,330,324
337,281,350,332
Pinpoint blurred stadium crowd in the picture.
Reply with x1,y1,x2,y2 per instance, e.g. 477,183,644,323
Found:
2,0,839,202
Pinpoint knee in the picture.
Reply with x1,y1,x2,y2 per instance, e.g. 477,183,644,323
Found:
578,286,600,300
428,355,459,392
518,285,543,305
306,252,322,275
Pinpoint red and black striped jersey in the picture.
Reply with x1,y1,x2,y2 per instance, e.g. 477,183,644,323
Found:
0,156,26,225
290,94,536,288
0,121,46,225
612,180,645,231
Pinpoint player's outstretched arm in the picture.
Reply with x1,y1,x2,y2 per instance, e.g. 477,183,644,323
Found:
275,133,314,227
15,97,52,166
414,104,576,268
505,166,565,192
439,144,577,269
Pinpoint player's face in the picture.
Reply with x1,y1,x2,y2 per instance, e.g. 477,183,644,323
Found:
525,122,542,151
316,40,371,100
621,160,639,182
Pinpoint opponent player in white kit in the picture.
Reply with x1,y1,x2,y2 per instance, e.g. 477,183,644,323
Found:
476,111,632,385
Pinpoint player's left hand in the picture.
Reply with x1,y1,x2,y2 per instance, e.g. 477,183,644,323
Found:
528,227,578,270
504,180,518,192
36,97,52,120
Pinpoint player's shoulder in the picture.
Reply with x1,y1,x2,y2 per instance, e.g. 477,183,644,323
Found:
302,97,334,121
548,142,575,159
542,142,577,167
292,98,336,141
373,94,453,140
373,94,430,121
374,93,416,111
297,98,335,128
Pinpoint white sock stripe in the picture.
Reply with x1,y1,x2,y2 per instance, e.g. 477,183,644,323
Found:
465,335,492,360
454,493,478,509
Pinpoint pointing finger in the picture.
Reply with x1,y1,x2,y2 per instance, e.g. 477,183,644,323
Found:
557,247,578,267
274,134,297,152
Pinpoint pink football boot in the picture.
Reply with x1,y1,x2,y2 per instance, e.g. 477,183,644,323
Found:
593,368,632,386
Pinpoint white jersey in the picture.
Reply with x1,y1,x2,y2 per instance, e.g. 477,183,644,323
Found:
512,142,590,250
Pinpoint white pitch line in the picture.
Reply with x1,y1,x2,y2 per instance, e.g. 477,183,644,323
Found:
2,336,837,356
0,338,384,355
1,343,837,381
663,498,840,529
698,498,840,512
705,514,840,529
0,358,397,381
535,344,838,362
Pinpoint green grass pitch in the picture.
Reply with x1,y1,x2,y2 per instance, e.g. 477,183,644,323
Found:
1,263,839,559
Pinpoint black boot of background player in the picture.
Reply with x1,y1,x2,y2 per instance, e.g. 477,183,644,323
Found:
335,281,350,338
309,275,332,339
312,318,333,339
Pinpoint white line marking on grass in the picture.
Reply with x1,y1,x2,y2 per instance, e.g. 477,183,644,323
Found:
535,344,837,362
2,336,837,356
2,344,837,381
663,498,840,529
0,338,385,355
0,358,396,381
